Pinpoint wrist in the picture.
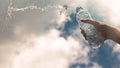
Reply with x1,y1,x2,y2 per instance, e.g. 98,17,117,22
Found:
97,23,109,40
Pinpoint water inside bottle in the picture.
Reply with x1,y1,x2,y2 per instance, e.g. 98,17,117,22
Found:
76,7,104,48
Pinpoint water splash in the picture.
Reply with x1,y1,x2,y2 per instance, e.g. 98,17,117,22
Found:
7,0,63,17
2,0,64,32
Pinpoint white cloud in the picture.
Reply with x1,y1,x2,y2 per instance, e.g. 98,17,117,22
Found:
91,62,103,68
113,44,120,53
12,29,81,68
112,44,120,62
91,0,120,27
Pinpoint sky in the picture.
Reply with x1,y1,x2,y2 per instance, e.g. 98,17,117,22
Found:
0,0,120,68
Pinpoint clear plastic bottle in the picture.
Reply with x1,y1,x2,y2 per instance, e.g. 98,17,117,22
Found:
76,7,104,48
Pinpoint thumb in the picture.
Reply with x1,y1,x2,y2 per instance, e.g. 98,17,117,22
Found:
80,19,100,26
80,19,93,23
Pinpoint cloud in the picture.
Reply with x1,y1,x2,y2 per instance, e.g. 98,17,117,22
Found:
88,0,120,27
112,44,120,61
113,44,120,53
1,0,120,68
0,1,87,68
12,29,81,68
91,62,103,68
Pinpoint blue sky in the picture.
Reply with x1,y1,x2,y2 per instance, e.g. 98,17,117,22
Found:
0,0,120,68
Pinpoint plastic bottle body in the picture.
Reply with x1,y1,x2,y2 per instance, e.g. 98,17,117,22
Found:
76,7,104,48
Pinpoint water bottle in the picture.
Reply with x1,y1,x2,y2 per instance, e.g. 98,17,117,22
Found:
76,7,104,48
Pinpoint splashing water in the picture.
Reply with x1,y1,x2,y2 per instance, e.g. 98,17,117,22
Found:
2,0,65,32
7,0,63,17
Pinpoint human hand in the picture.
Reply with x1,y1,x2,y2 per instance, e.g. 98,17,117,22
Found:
80,19,108,40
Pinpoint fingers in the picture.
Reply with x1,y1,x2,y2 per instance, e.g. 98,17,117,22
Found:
80,19,97,25
80,19,101,28
80,28,87,40
80,20,107,41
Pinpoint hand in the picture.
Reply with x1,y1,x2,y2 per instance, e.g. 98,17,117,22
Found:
80,19,108,40
80,28,87,40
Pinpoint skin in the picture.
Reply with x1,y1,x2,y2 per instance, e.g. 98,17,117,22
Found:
80,19,120,44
